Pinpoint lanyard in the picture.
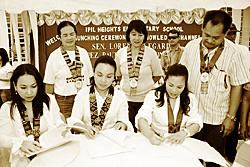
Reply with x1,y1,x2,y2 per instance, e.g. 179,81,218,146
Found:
199,41,224,73
60,46,82,78
89,85,114,130
21,109,41,142
167,97,183,133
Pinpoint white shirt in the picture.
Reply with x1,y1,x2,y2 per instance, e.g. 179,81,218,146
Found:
135,90,203,134
180,38,250,124
235,43,250,67
68,86,133,131
0,62,13,89
115,46,164,102
237,44,250,91
0,94,64,167
43,46,93,96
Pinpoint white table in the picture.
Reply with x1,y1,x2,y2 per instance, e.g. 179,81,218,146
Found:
232,140,250,167
28,129,228,167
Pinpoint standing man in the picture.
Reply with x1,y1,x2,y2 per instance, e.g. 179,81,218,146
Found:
225,23,250,163
225,23,239,43
160,29,183,73
180,10,250,167
44,21,93,120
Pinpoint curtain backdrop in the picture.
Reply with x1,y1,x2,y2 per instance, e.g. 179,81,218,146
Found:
38,9,204,77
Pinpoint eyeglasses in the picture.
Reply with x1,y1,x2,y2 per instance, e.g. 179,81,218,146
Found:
168,36,178,40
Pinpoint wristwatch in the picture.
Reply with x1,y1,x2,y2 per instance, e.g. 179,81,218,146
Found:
226,113,237,122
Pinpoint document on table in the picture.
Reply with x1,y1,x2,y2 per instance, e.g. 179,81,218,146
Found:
84,129,133,158
182,138,230,167
26,127,72,157
232,140,250,167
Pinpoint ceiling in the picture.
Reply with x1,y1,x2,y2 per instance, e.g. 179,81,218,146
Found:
1,0,250,13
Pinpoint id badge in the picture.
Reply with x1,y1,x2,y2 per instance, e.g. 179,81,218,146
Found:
200,72,209,82
130,78,138,88
200,82,208,94
75,80,83,90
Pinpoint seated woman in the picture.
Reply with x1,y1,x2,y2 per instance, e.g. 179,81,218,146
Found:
68,56,133,138
135,64,203,145
0,64,64,167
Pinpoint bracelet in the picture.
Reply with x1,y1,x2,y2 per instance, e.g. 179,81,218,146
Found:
182,128,191,137
226,113,237,122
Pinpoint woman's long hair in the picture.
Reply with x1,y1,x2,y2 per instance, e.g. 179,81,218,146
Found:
155,64,190,115
10,64,50,119
0,48,9,67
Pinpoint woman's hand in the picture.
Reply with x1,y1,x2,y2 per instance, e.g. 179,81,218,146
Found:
165,130,188,144
71,123,99,139
138,118,164,145
151,124,165,137
20,140,41,156
83,125,99,139
113,121,127,130
147,132,164,145
55,124,69,137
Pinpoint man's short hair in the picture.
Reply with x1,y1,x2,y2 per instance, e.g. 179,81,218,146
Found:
202,10,232,34
228,23,240,33
168,29,180,37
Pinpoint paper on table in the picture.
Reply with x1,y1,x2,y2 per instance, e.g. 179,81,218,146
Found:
100,129,132,146
26,127,72,157
27,141,80,167
232,140,250,167
85,129,132,158
182,138,230,167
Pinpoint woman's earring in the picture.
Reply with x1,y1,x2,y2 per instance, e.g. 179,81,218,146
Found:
15,91,18,95
112,80,116,87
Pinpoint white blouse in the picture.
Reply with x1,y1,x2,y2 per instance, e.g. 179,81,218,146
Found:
135,90,203,134
0,62,13,89
115,46,164,102
68,86,133,131
0,94,64,167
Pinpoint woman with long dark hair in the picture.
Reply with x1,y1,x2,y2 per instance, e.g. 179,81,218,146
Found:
136,64,202,145
0,48,13,106
0,64,64,167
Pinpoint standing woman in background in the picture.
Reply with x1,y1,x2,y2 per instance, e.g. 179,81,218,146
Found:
115,20,164,131
44,21,93,119
0,48,13,106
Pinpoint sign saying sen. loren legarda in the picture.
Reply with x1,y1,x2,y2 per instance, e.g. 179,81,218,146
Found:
38,9,205,74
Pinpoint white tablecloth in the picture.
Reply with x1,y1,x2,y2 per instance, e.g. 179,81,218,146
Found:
27,129,228,167
232,140,250,167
